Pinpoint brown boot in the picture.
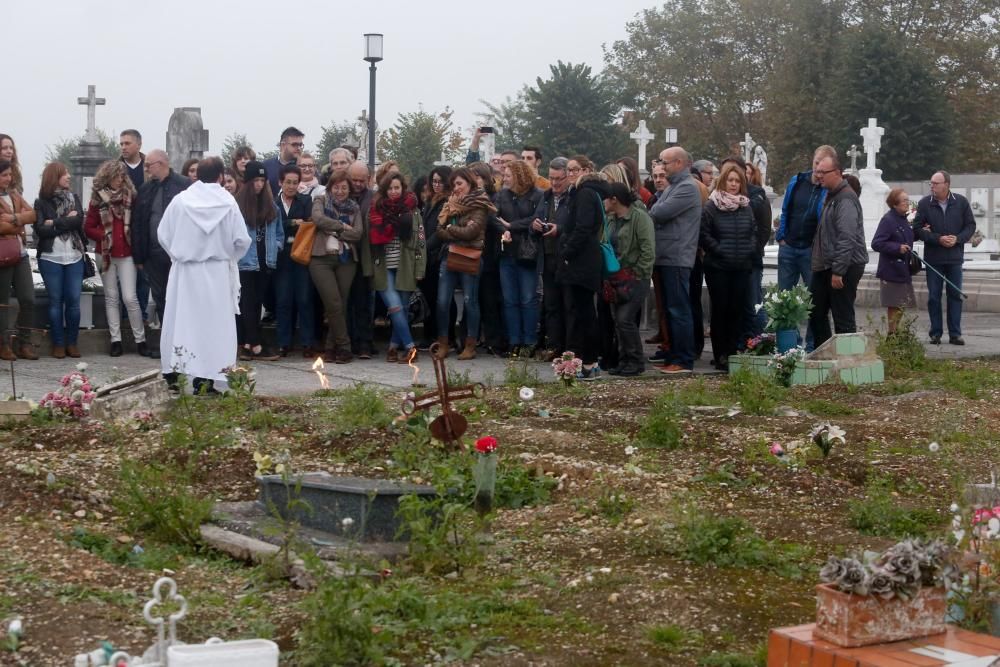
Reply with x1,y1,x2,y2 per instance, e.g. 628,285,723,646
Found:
434,336,450,360
66,345,80,358
457,337,477,360
52,346,66,359
16,344,38,360
0,346,14,362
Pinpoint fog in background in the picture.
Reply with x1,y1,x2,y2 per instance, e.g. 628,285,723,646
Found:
6,0,653,196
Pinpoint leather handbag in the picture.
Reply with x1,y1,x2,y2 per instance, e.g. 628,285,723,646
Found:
0,237,20,268
516,232,540,266
907,251,922,275
446,244,482,275
594,193,620,275
290,222,316,266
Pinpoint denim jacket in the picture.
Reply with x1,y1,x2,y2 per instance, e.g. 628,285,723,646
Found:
237,203,283,270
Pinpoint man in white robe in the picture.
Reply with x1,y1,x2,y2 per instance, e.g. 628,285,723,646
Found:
158,157,251,393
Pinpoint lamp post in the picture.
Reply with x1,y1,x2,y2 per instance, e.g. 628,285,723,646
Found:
363,33,383,175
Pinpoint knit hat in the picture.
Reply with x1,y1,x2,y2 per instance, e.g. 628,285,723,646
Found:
244,160,266,180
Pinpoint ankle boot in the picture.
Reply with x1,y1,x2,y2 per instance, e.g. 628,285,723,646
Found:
457,337,477,360
0,346,14,362
52,346,66,359
17,344,38,360
66,345,81,358
434,336,450,359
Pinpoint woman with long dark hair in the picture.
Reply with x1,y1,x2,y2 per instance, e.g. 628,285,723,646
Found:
700,162,757,371
416,165,452,348
497,160,544,357
0,159,37,360
434,167,496,360
231,146,256,185
84,160,148,357
369,172,424,362
467,161,506,355
310,169,363,363
235,161,282,361
34,162,87,359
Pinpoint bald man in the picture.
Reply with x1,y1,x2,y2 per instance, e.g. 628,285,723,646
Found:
648,146,703,374
346,161,376,358
132,149,191,357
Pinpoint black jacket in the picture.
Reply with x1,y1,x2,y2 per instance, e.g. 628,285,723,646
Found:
132,170,190,264
556,178,610,292
481,193,505,273
496,186,544,262
535,189,572,258
747,184,772,266
912,192,976,266
33,194,87,256
700,200,757,272
422,197,448,267
276,192,314,242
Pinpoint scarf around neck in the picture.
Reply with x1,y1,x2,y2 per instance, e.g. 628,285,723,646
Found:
709,189,749,212
438,188,497,224
92,186,132,271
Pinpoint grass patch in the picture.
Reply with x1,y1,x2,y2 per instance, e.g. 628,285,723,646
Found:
329,383,394,434
724,368,786,416
796,398,858,417
637,393,684,449
65,527,188,570
847,476,943,538
674,377,727,406
873,313,927,374
647,623,702,650
115,461,213,548
699,646,767,667
503,357,539,386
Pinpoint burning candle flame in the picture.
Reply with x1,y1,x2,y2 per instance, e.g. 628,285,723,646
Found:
312,356,330,390
407,348,420,385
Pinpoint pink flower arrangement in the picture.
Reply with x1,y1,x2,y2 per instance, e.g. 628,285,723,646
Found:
552,351,583,385
474,436,498,455
973,507,1000,527
39,368,97,419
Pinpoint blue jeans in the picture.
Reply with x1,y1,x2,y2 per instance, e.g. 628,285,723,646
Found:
378,268,414,350
437,261,481,340
658,265,694,369
777,243,815,350
925,262,964,338
38,257,84,347
498,257,540,346
274,254,316,348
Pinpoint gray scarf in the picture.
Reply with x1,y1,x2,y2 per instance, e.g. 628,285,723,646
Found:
54,189,82,250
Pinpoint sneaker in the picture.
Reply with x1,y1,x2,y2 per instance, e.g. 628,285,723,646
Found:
610,366,644,377
252,347,280,361
110,341,124,357
659,364,692,375
238,346,253,361
949,336,965,346
579,366,600,381
929,335,942,345
647,350,669,363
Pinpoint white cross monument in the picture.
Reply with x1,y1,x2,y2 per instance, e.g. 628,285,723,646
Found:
630,120,654,176
856,117,890,248
77,85,105,143
740,133,755,164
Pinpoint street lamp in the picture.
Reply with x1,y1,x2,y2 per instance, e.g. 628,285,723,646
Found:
363,33,383,174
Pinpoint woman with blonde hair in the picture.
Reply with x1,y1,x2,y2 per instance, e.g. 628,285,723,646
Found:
84,160,148,357
34,162,87,358
0,159,37,360
497,159,544,357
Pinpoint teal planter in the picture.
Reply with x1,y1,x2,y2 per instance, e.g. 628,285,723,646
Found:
776,328,798,353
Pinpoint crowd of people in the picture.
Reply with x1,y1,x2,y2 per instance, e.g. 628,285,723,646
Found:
0,126,976,388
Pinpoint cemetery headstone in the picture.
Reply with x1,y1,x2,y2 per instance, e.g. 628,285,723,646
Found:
70,85,110,200
165,108,209,173
629,120,654,177
857,117,891,248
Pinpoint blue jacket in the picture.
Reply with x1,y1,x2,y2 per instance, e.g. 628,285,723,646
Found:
238,203,283,270
776,171,826,246
263,157,294,197
912,192,976,266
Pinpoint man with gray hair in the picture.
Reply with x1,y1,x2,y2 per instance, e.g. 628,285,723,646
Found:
320,147,353,186
347,160,376,358
132,149,190,358
912,170,976,344
533,156,571,360
649,146,702,374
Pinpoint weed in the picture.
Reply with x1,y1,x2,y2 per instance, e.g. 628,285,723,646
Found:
447,367,472,387
647,623,701,650
796,398,858,417
873,313,927,374
396,494,484,576
115,461,213,548
65,527,186,570
596,489,635,525
329,383,393,434
674,377,726,406
649,513,811,579
938,363,1000,399
847,476,942,538
724,368,786,415
698,645,767,667
503,357,539,386
637,393,684,449
248,408,277,430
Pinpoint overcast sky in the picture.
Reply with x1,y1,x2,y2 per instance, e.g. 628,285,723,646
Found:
7,0,655,196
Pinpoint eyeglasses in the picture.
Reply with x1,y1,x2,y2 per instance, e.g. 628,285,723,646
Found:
283,141,305,148
929,180,946,186
300,164,315,170
814,168,836,176
431,179,444,185
146,160,164,168
567,167,581,174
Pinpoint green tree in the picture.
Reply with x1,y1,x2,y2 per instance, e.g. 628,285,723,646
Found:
521,61,628,166
219,132,254,168
314,120,356,168
829,24,953,180
377,106,464,179
45,129,119,166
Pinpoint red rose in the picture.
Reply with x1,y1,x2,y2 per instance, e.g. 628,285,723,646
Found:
474,436,498,454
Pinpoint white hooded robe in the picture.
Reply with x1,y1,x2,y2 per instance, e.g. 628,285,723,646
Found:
157,181,251,383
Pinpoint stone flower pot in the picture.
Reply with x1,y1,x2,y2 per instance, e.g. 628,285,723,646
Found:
813,583,947,647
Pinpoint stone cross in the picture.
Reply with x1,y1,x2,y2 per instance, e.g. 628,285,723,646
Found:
847,144,862,174
629,120,654,172
860,118,884,171
77,85,105,143
740,132,755,164
433,150,449,167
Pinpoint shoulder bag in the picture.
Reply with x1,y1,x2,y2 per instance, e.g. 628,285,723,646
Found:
446,244,482,275
594,193,620,275
290,222,316,266
0,237,20,268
